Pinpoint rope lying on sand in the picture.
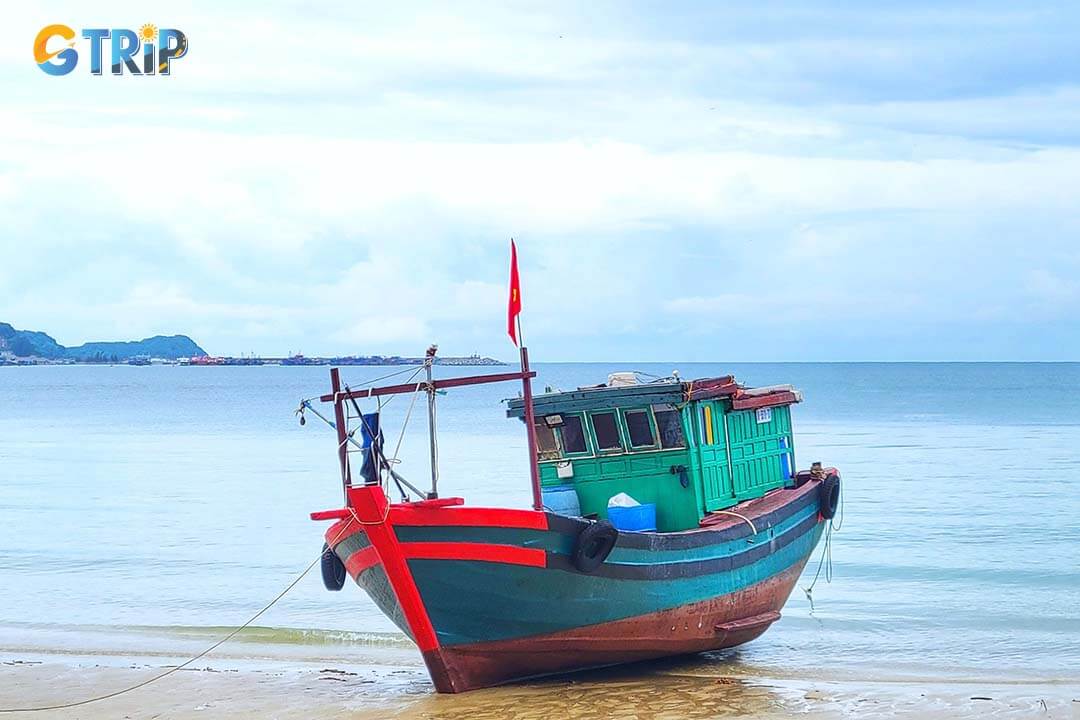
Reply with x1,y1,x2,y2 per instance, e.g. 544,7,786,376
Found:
0,517,359,714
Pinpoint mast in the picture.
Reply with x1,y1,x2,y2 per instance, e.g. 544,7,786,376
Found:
329,367,352,504
424,344,439,499
517,319,543,511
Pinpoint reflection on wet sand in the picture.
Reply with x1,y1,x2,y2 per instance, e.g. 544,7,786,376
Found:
392,652,1080,720
398,656,805,720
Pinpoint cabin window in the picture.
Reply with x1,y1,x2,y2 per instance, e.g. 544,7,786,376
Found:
654,407,685,449
559,415,588,454
624,409,656,448
534,421,560,460
701,404,715,445
591,412,623,452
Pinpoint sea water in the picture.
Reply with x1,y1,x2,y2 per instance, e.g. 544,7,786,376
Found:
1,363,1078,683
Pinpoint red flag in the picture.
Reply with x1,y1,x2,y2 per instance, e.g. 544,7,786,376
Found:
507,239,522,345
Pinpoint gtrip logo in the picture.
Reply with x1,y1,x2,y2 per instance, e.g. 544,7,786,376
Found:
34,24,188,76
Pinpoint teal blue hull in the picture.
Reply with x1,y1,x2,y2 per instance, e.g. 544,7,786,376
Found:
406,503,821,646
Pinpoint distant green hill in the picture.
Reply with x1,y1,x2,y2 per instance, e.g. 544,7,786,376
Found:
0,322,206,361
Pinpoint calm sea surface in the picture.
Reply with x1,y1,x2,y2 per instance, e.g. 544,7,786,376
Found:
1,363,1078,684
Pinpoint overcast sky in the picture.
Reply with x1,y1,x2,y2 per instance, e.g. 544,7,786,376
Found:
3,2,1079,360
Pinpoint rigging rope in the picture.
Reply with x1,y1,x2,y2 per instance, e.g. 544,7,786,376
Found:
297,364,424,411
304,366,427,500
348,366,426,499
0,517,359,714
390,381,425,472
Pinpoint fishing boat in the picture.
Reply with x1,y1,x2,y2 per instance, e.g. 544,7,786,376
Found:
303,251,840,693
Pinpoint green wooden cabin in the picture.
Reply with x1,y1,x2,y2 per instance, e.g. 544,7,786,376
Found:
506,375,801,532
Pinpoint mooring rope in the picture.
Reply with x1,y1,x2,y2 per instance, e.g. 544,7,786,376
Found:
803,522,833,606
802,495,843,612
347,503,392,527
5,366,437,713
710,509,758,535
0,517,359,714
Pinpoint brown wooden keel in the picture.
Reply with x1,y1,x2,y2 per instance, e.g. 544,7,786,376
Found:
420,559,808,693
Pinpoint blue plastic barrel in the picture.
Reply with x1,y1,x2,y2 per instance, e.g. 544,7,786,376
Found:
607,503,657,532
542,485,581,516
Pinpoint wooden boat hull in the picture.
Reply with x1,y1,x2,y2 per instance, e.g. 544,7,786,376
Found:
320,477,827,693
421,560,807,692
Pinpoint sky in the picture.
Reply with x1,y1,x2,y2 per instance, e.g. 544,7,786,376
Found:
2,2,1079,361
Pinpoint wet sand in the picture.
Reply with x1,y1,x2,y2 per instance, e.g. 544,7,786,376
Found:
2,657,1078,719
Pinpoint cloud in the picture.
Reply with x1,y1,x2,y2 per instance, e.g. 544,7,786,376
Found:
1024,269,1077,307
332,317,431,347
2,2,1080,360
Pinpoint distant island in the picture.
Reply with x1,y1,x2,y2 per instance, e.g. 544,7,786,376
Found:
0,322,505,367
0,322,205,363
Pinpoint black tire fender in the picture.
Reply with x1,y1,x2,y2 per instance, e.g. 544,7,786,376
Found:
819,473,841,520
573,520,619,573
321,542,346,591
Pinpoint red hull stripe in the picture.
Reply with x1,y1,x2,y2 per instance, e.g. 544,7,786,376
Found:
343,486,441,653
391,506,549,530
344,545,380,575
400,542,547,567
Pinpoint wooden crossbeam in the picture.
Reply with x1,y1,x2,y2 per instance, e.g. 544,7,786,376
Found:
319,370,536,403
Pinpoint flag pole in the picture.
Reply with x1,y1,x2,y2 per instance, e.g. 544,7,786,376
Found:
517,315,543,512
509,238,542,512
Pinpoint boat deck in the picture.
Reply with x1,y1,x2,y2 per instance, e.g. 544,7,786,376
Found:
698,470,827,531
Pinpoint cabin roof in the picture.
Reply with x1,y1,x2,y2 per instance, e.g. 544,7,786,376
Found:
506,375,801,419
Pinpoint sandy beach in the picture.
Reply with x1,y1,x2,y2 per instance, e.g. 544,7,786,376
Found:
3,655,1078,719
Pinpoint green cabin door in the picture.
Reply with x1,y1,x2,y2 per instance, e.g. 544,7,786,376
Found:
694,401,734,511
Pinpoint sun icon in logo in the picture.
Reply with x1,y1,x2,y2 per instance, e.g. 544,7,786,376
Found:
139,23,158,43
